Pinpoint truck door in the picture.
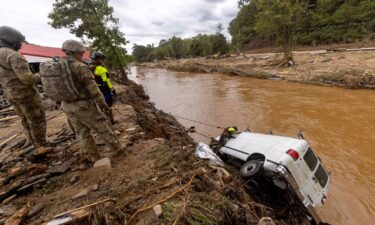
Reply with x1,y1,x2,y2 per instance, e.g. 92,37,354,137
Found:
300,148,324,207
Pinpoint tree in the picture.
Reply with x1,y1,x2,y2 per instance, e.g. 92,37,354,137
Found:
216,23,224,34
132,44,154,62
48,0,129,78
253,0,306,64
210,34,229,55
229,1,258,51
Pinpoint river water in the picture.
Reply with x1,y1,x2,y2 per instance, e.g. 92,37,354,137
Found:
129,67,375,225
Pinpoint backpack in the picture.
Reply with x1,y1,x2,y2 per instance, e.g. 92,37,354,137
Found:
40,58,81,102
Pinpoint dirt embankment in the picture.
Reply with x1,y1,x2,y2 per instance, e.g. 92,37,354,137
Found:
140,49,375,89
0,78,311,225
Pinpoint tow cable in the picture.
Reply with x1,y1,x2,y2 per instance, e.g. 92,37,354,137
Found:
171,113,226,130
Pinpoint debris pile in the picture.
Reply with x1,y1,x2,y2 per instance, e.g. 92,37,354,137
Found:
140,49,375,89
0,80,310,224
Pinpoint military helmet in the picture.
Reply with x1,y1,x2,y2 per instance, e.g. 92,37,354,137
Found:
62,40,85,53
91,51,106,60
0,26,25,44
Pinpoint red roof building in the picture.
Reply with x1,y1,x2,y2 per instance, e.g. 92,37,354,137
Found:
20,43,90,63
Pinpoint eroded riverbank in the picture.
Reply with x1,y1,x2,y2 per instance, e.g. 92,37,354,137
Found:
139,49,375,89
0,78,312,224
131,67,375,225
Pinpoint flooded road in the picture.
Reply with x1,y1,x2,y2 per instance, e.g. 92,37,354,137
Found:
130,67,375,225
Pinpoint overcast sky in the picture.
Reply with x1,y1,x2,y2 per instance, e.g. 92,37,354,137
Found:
0,0,238,53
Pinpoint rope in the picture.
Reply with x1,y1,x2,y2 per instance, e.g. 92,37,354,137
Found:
172,114,225,130
193,130,214,140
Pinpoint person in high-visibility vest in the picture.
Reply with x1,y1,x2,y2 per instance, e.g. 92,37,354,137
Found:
90,51,114,106
219,126,238,146
90,51,115,124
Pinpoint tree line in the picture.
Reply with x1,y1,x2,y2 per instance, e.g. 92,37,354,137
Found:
134,0,375,63
230,0,375,52
132,32,229,62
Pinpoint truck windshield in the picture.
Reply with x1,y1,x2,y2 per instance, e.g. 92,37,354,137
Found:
303,148,318,171
315,165,329,188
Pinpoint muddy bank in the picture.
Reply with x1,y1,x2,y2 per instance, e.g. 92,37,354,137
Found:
0,79,312,225
139,51,375,89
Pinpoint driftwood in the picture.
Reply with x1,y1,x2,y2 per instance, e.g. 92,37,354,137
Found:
54,198,114,218
0,132,22,150
4,207,29,225
0,116,18,122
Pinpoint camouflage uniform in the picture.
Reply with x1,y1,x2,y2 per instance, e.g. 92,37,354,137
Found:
60,54,122,162
0,47,47,147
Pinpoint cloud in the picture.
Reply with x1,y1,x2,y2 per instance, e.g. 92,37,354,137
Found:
0,0,238,53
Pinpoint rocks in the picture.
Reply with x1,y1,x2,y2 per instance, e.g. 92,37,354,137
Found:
28,203,45,218
93,158,112,169
152,204,163,217
4,207,29,225
72,188,90,200
70,175,79,184
92,183,99,191
257,217,276,225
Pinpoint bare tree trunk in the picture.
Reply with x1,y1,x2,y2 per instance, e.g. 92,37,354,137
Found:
283,27,294,66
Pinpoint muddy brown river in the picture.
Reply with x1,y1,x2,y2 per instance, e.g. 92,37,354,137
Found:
130,67,375,225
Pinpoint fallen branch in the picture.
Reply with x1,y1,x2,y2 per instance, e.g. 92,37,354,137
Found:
0,131,22,150
54,198,115,218
0,115,18,122
128,174,196,224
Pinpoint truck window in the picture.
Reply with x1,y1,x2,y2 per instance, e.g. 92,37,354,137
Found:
303,148,318,171
315,165,329,188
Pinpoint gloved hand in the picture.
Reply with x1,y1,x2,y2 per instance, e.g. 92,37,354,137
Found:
112,88,116,96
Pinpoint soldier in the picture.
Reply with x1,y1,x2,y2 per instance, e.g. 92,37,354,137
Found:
0,26,47,147
42,40,123,163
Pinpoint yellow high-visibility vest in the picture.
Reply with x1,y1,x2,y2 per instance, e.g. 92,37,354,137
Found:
94,65,113,90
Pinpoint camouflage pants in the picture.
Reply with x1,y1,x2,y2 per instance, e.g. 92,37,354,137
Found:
61,99,121,161
9,90,47,147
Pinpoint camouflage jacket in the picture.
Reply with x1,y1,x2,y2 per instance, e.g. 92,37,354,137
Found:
66,56,107,108
0,47,40,99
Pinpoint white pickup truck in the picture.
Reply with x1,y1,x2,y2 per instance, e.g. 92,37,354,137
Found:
217,131,331,225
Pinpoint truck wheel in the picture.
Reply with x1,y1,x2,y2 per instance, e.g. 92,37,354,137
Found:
240,160,263,178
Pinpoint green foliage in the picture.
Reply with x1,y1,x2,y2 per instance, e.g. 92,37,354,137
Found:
229,1,258,50
48,0,130,71
229,0,375,51
132,44,154,62
254,0,305,58
132,34,229,62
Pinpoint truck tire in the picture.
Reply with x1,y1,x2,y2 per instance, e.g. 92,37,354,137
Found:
240,160,263,178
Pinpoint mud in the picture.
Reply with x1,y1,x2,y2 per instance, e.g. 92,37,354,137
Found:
0,79,312,225
140,50,375,89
